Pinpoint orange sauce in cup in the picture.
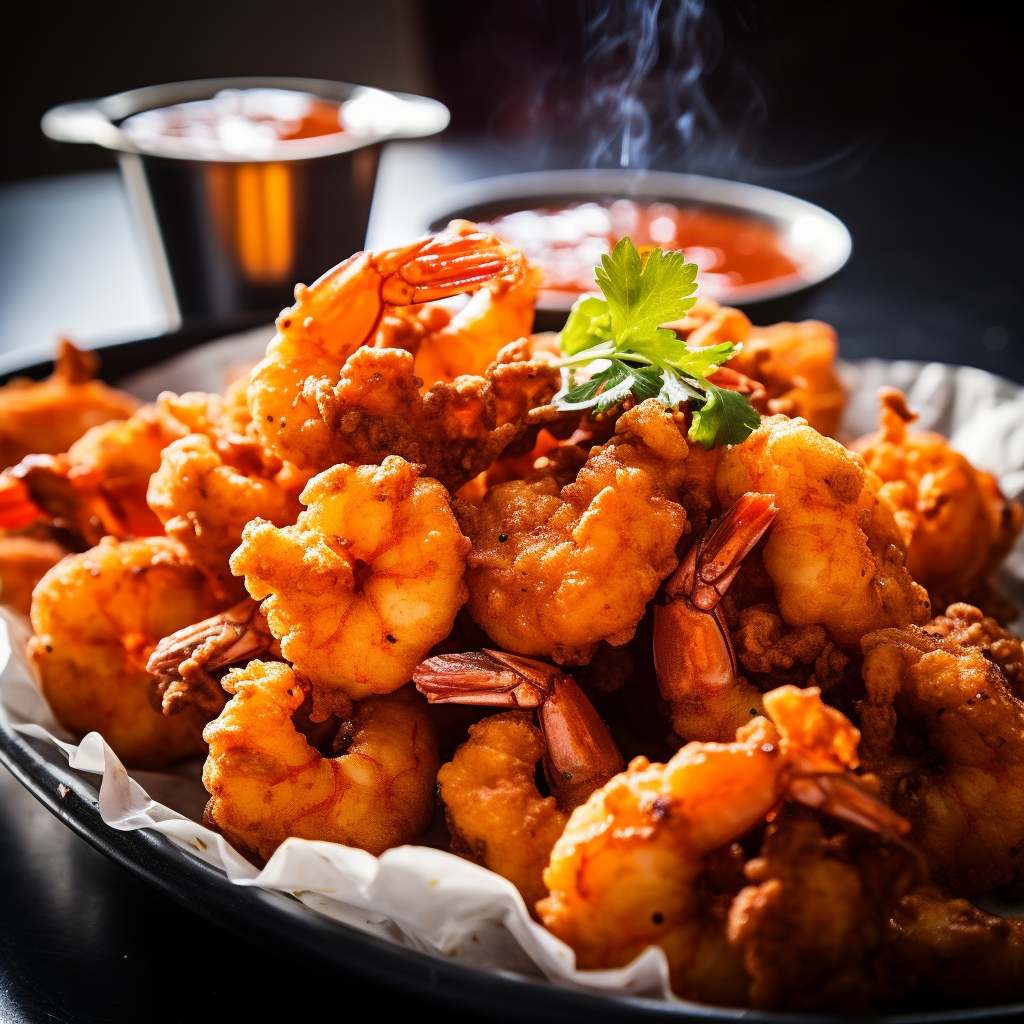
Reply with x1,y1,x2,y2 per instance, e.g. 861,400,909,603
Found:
481,200,802,301
120,88,346,156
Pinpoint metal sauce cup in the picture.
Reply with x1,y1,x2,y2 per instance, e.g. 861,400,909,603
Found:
42,77,449,329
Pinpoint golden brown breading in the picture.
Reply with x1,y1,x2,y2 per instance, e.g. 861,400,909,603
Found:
853,388,1022,613
727,813,921,1011
27,536,228,768
438,712,568,909
203,664,438,861
860,609,1024,894
717,415,931,647
456,400,689,665
0,339,139,470
312,340,559,492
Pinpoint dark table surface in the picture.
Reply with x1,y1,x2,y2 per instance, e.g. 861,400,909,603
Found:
1,124,1021,1022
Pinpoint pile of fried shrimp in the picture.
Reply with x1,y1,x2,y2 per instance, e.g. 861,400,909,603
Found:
2,221,1023,1013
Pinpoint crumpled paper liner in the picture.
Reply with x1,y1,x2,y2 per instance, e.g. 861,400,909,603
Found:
3,346,1024,1001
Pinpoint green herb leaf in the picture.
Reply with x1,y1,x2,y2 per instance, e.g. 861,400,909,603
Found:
689,382,762,450
552,235,760,448
595,238,697,345
560,295,614,355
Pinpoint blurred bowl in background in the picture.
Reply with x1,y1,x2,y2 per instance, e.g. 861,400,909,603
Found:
422,169,851,330
43,77,449,329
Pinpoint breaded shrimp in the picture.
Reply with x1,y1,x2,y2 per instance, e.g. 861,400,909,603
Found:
717,415,930,646
672,299,846,436
437,712,568,908
0,339,139,470
417,649,623,904
537,686,908,1000
311,339,558,492
0,534,68,615
457,400,690,665
411,223,537,385
231,456,470,716
147,433,304,601
852,388,1022,613
727,812,922,1011
248,222,533,474
859,605,1024,894
27,536,228,768
203,661,438,861
0,404,185,543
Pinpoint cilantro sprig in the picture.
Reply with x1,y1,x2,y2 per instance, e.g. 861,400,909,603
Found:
552,237,760,449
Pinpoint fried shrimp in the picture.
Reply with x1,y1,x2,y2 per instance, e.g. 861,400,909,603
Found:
411,224,537,385
537,686,909,999
889,883,1024,1004
437,712,569,908
0,339,139,470
231,456,470,716
147,433,304,600
0,534,68,615
727,812,922,1011
673,299,846,436
416,649,623,904
859,605,1024,894
457,400,689,665
202,661,438,860
0,404,185,543
27,536,228,767
852,388,1022,612
248,222,532,473
717,415,930,646
310,339,559,492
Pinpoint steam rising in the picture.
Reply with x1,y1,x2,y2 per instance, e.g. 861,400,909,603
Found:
578,0,767,172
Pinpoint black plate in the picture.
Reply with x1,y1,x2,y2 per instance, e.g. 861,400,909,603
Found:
2,330,1022,1023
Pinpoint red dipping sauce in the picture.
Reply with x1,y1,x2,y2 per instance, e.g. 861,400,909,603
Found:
120,88,348,159
481,200,803,305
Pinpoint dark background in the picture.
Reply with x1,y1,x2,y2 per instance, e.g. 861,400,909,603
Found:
2,0,1019,376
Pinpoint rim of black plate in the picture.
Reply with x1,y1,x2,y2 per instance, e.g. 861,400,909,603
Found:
1,331,1022,1023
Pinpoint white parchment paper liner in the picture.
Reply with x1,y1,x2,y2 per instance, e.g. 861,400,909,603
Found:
3,342,1024,1001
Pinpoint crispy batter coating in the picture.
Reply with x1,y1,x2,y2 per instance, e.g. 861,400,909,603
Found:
718,415,930,646
731,603,849,693
231,456,470,715
890,883,1024,1004
674,299,846,436
859,607,1024,894
537,687,881,1000
249,225,531,473
457,400,689,665
147,433,304,600
0,339,139,470
203,662,438,860
310,341,558,492
853,388,1022,611
727,813,921,1011
0,534,68,614
438,712,568,908
27,536,227,767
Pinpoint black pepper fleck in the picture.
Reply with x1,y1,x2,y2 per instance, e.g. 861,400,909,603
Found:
386,634,397,644
498,534,508,543
652,912,664,925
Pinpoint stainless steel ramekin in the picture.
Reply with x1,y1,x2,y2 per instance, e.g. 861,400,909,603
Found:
42,77,449,328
